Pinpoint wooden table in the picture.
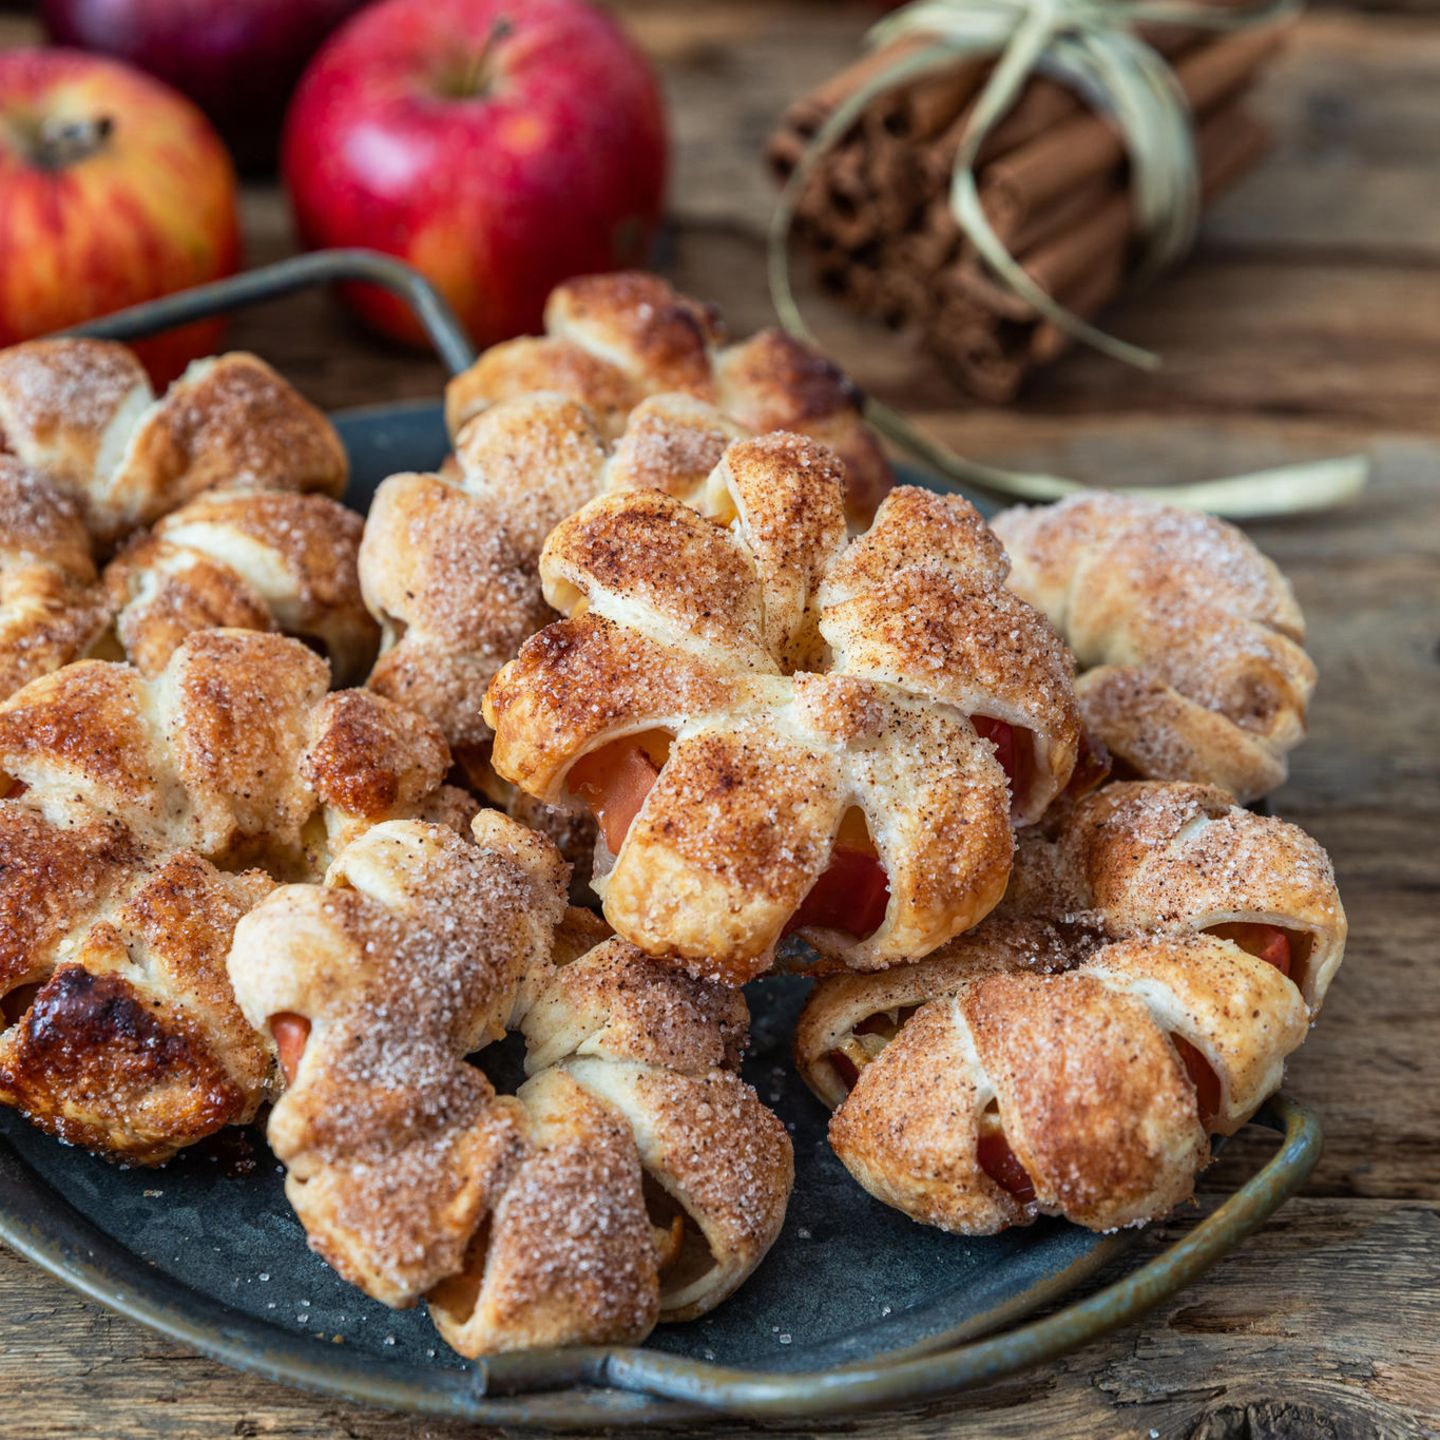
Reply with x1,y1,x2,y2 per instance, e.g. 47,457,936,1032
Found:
2,4,1437,1436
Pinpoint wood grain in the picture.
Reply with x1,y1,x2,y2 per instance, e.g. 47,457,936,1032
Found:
0,1200,1434,1439
1,4,1437,1437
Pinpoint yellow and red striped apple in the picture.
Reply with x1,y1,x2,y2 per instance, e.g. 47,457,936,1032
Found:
0,48,240,382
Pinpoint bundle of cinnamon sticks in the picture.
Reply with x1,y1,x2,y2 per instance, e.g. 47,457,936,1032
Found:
767,19,1284,402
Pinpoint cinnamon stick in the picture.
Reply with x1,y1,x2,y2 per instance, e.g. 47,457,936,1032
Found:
977,25,1284,240
767,13,1283,401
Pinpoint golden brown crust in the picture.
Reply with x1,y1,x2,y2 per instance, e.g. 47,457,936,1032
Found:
0,459,111,704
545,273,723,402
434,1069,658,1353
1035,781,1346,1012
521,935,749,1074
0,848,274,1164
0,339,151,502
229,817,568,1311
827,999,1024,1234
361,395,608,750
555,1058,793,1322
713,327,892,529
446,337,649,440
0,457,95,583
822,490,1080,823
0,339,352,707
604,394,748,498
0,341,346,545
106,490,376,684
104,354,347,533
992,493,1315,802
0,630,464,1164
227,815,790,1356
443,271,893,528
795,780,1344,1235
486,456,1080,978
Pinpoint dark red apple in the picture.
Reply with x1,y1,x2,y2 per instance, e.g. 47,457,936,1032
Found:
282,0,667,348
0,47,240,383
40,0,368,172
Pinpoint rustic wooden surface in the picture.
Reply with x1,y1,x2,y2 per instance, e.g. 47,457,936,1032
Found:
2,3,1438,1437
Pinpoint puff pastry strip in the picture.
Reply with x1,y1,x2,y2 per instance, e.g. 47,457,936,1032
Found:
0,457,111,704
106,489,377,685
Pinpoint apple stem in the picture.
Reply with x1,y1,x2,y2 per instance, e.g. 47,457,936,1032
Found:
437,15,514,100
31,115,114,171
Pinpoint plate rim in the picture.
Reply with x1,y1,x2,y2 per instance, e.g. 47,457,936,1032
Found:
0,1098,1320,1428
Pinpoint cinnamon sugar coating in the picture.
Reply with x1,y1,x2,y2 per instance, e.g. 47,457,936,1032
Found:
107,490,377,684
362,394,609,752
444,272,892,529
487,439,1081,980
0,340,346,544
0,338,354,706
992,492,1316,802
227,816,791,1356
0,458,111,703
0,629,474,1163
796,781,1345,1235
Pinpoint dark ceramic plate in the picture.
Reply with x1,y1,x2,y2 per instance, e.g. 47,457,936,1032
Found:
0,256,1324,1428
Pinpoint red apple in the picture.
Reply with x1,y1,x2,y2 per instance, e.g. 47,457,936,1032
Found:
282,0,667,348
0,48,241,383
40,0,369,173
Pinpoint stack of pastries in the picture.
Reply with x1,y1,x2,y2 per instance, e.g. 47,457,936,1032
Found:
0,275,1344,1361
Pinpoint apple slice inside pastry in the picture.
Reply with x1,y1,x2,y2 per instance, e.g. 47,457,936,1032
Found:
969,716,1034,816
977,1105,1037,1203
1173,923,1293,1126
783,809,890,941
271,1013,311,1085
567,738,892,940
0,982,42,1027
1204,922,1293,978
567,732,670,856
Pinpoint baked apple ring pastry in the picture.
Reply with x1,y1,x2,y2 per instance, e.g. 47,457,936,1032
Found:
485,434,1081,982
361,391,753,886
444,271,892,529
0,338,355,702
0,338,347,544
991,492,1316,802
795,781,1346,1234
0,629,476,1162
227,814,792,1357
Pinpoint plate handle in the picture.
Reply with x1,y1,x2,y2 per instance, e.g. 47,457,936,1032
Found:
60,249,478,377
584,1093,1322,1419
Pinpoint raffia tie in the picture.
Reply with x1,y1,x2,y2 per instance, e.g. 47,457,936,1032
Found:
768,0,1368,518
